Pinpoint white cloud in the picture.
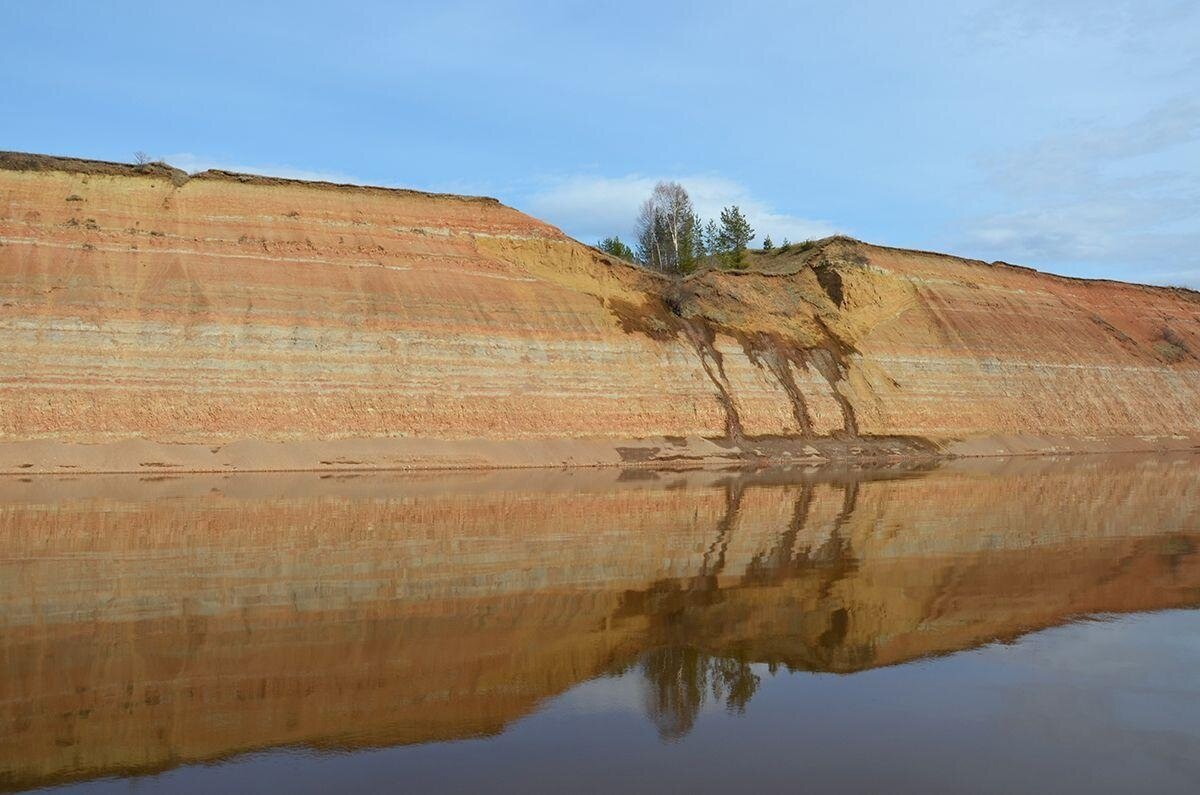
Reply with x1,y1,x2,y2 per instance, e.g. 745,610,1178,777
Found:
522,174,840,247
160,152,360,185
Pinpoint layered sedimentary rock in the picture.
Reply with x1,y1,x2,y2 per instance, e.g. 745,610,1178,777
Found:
2,456,1199,789
1,152,1199,471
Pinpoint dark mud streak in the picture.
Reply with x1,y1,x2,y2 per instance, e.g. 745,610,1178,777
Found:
607,291,943,452
729,331,814,435
609,295,830,442
681,319,747,444
610,482,749,629
814,480,861,604
777,484,816,569
699,480,746,582
742,483,815,586
806,348,860,437
725,310,861,439
810,316,863,437
608,296,764,444
834,480,860,532
766,347,816,434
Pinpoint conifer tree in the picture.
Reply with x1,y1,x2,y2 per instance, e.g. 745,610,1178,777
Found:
704,220,720,256
716,206,755,268
597,236,636,261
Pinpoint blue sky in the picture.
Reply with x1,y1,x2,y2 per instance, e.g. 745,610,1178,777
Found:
4,0,1198,286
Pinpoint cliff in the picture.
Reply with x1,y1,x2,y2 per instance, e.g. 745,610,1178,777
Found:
2,152,1199,472
2,456,1199,789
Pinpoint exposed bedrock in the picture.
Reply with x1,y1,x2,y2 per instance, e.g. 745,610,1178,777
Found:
2,152,1199,471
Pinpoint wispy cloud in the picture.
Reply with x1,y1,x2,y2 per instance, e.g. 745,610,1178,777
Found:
160,152,361,185
968,0,1200,52
523,174,840,247
982,100,1200,195
956,98,1200,287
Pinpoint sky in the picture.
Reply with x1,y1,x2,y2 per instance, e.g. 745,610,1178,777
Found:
3,0,1198,286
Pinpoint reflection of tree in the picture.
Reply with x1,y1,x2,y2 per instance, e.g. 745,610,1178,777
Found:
639,646,761,741
622,481,862,740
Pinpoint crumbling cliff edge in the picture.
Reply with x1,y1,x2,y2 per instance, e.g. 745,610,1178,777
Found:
2,152,1198,472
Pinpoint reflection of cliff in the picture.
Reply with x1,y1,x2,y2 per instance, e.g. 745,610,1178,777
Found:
1,455,1199,789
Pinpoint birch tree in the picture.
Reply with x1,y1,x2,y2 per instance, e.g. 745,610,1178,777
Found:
635,181,698,275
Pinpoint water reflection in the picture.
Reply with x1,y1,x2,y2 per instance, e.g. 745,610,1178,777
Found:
637,647,759,740
1,454,1198,791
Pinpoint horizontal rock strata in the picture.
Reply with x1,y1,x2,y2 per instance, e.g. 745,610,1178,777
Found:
1,152,1199,471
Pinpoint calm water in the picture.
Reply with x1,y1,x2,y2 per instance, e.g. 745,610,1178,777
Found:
2,455,1199,793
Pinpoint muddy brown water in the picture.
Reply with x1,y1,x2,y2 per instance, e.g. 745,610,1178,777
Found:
2,454,1199,793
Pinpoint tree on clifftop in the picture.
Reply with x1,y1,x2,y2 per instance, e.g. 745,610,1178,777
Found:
716,205,755,268
702,219,720,257
597,235,636,261
635,181,699,275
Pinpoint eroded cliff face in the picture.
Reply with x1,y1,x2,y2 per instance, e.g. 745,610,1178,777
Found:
1,152,1199,471
2,457,1199,788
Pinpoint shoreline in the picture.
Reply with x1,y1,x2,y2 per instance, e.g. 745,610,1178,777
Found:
1,433,1196,476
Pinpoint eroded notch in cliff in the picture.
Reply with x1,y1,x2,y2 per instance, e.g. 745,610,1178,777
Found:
815,266,844,307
